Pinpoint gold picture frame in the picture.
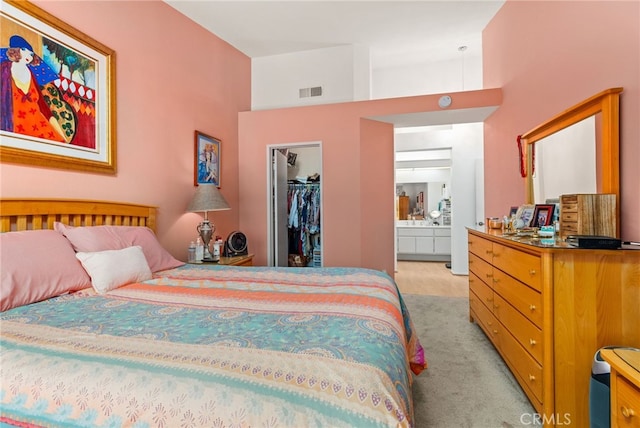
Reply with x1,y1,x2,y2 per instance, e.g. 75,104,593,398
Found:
1,0,116,174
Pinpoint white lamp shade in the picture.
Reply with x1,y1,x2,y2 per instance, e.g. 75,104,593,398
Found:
187,185,231,213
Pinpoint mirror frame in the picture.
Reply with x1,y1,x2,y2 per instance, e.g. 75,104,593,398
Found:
521,87,622,234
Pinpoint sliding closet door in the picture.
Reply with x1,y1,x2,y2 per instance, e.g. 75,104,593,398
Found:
273,150,289,267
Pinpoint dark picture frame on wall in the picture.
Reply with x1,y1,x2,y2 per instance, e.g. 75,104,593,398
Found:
0,0,116,174
194,131,221,187
532,204,555,228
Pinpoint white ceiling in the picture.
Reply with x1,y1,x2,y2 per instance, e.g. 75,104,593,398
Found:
165,0,505,68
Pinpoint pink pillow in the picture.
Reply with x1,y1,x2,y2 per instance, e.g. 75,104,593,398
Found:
0,229,92,311
54,223,184,273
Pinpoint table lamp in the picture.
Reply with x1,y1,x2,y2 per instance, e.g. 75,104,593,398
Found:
186,185,230,261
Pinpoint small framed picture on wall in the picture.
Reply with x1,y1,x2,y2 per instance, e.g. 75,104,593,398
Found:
194,131,221,187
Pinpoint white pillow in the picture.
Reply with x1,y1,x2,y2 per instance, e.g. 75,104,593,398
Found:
76,246,152,294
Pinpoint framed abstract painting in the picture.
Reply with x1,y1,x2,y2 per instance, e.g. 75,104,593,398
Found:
194,131,221,187
0,0,116,174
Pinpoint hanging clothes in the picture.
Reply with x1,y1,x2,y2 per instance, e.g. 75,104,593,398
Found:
287,182,321,266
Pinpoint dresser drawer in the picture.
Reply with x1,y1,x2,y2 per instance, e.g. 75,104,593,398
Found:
561,222,579,234
469,252,494,287
561,194,578,205
493,269,543,328
500,325,544,406
470,290,500,348
492,244,542,292
615,376,640,428
561,202,578,213
493,294,543,364
468,233,494,263
469,272,494,311
561,212,579,222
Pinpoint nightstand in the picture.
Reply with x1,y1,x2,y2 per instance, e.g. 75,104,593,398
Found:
218,254,254,266
188,254,253,266
601,348,640,428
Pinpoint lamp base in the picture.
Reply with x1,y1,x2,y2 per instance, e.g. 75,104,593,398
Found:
197,219,217,262
202,249,216,262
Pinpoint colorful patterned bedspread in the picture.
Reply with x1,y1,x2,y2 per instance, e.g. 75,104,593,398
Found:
0,266,425,427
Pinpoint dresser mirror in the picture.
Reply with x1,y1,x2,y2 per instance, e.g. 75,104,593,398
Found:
520,88,622,232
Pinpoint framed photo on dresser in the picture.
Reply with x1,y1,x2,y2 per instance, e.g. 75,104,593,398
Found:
532,204,555,228
515,204,535,227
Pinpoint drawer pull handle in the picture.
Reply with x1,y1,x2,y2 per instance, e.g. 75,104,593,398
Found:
493,304,499,310
528,375,536,382
486,273,493,278
486,250,493,255
621,406,635,419
485,297,492,302
492,329,498,334
529,305,536,311
529,339,537,346
493,278,499,284
529,269,537,275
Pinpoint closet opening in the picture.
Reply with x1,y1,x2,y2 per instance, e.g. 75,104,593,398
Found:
267,142,323,267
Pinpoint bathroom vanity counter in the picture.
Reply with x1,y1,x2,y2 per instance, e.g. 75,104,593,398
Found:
396,222,451,261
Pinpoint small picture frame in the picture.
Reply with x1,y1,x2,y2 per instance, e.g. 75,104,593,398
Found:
515,204,535,228
509,206,519,217
545,198,561,224
532,204,556,228
194,131,221,187
287,151,297,166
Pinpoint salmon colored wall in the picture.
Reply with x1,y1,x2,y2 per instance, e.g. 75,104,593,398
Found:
0,1,251,259
483,0,640,242
238,89,503,274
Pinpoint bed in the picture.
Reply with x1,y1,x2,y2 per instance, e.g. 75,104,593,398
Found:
0,198,426,427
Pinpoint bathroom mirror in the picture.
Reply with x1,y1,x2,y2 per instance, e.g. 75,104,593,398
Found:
521,88,622,233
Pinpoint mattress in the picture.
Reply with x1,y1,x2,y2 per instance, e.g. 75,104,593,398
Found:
0,265,425,427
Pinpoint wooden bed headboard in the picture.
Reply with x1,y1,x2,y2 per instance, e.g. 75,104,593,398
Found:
0,199,157,233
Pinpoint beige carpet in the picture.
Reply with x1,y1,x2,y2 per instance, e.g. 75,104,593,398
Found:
404,294,536,428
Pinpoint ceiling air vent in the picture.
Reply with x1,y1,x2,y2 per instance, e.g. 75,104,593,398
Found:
299,86,323,98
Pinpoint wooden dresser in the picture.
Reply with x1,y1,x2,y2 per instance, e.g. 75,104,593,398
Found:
468,228,640,427
601,349,640,428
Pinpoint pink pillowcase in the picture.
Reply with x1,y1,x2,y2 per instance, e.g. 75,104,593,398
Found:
54,223,184,273
0,229,92,311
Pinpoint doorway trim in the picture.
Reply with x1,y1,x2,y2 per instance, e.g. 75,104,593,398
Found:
266,141,323,267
